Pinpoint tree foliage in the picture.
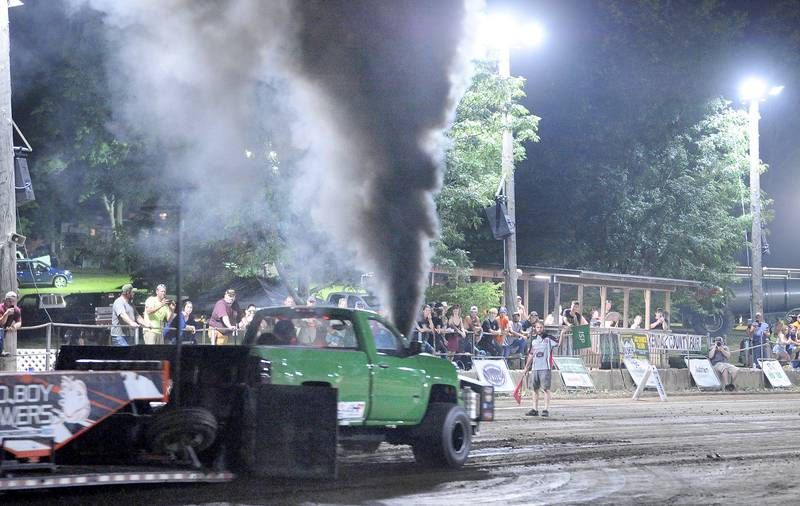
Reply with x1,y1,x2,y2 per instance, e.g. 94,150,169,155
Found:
435,59,540,273
507,0,765,295
425,281,503,316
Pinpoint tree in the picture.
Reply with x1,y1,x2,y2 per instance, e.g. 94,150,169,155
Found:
602,99,754,288
435,59,540,275
14,4,153,257
512,0,759,289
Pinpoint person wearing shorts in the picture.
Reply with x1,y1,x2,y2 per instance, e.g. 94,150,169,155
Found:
524,321,560,417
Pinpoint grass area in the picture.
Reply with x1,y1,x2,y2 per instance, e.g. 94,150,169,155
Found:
17,271,131,296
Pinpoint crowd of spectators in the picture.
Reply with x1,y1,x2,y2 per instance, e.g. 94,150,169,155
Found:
746,312,800,370
412,296,575,362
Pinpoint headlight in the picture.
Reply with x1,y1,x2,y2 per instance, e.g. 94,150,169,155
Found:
480,385,494,421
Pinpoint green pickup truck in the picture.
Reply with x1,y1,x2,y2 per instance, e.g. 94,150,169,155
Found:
243,306,493,467
53,306,493,478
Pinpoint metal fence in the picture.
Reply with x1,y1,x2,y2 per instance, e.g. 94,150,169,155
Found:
1,322,247,372
422,325,711,371
1,322,714,374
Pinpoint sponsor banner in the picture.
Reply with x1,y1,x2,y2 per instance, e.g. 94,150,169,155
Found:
621,334,649,360
623,357,659,389
572,325,592,350
760,359,792,388
687,358,721,390
553,356,594,389
647,332,703,352
473,358,514,392
0,369,168,457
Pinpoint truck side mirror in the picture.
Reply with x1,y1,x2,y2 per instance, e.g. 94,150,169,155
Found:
408,340,422,355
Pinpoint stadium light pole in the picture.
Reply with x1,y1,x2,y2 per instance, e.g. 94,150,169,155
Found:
482,14,544,309
740,78,783,318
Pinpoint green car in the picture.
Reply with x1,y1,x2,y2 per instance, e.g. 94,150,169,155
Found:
243,306,494,468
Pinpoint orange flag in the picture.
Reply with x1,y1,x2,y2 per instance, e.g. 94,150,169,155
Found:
513,373,526,404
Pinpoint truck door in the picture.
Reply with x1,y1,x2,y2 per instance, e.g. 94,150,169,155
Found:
365,318,426,422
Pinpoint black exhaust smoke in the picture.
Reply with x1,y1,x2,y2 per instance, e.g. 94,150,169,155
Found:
291,1,469,334
67,0,474,336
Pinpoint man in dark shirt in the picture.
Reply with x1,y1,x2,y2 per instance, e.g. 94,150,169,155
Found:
0,291,22,357
209,289,239,345
521,311,540,334
480,308,503,356
562,300,588,327
431,303,448,353
649,308,669,330
414,304,436,354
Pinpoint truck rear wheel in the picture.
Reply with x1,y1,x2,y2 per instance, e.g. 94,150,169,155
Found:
146,407,218,455
411,402,471,468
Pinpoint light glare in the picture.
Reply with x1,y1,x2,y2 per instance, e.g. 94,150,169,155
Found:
480,13,544,49
769,85,784,96
740,78,767,101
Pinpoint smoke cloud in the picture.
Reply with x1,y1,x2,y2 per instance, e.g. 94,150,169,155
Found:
67,0,476,335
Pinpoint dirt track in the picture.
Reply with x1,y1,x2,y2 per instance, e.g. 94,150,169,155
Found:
11,392,800,505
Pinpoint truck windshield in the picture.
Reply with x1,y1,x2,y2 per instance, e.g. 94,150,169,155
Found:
252,315,357,349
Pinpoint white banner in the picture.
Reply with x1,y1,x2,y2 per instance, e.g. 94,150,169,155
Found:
687,358,722,390
553,356,594,389
647,332,703,352
473,358,515,392
624,357,660,389
760,359,792,388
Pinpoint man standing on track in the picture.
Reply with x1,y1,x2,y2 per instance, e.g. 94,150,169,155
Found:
523,321,560,417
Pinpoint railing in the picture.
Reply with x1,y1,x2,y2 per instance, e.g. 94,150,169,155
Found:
426,325,711,371
0,322,247,372
2,322,717,374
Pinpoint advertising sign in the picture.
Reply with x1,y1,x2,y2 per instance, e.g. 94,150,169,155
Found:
647,332,703,352
621,334,649,360
572,325,592,350
623,357,659,389
0,369,168,458
760,359,792,388
687,358,722,390
553,356,594,389
473,358,515,392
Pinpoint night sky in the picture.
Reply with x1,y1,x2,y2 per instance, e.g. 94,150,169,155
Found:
495,0,799,268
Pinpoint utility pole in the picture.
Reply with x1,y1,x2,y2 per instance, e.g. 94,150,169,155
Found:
498,44,517,310
0,2,16,297
740,78,782,318
747,98,763,318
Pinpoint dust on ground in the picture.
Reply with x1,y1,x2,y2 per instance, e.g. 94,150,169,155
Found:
9,392,800,505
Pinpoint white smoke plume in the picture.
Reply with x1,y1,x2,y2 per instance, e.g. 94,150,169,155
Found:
68,0,478,335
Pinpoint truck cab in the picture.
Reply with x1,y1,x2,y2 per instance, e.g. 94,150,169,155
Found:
244,307,457,426
243,306,493,466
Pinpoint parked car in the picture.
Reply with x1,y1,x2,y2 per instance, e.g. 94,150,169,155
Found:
16,259,73,288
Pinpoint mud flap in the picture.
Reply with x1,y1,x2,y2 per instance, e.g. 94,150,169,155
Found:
249,384,337,479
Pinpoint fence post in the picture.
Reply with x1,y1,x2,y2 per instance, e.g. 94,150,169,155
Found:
45,323,52,371
135,326,140,345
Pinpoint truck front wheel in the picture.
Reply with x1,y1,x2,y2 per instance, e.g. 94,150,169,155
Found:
411,402,471,468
